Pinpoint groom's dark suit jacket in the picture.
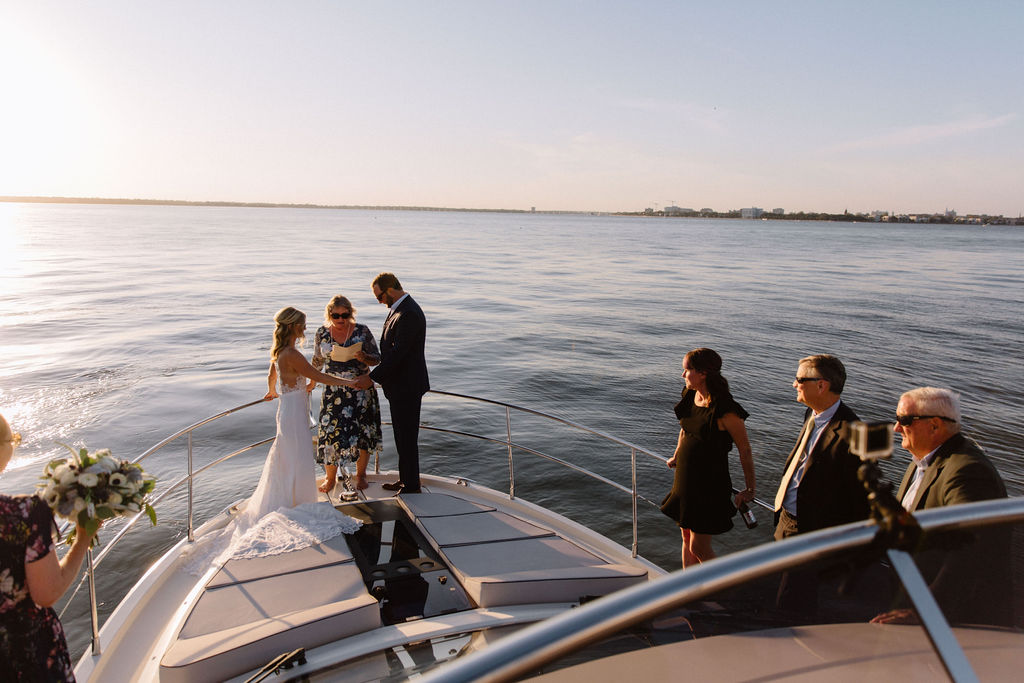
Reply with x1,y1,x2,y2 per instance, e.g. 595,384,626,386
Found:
894,432,1011,626
369,295,429,400
774,401,869,534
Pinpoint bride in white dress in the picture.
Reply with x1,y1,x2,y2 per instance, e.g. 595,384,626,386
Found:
247,306,354,518
185,307,362,572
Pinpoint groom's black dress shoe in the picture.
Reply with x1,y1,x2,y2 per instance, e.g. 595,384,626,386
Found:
381,481,404,491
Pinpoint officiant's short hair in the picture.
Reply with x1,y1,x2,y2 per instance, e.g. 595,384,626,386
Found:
325,295,356,324
373,272,402,291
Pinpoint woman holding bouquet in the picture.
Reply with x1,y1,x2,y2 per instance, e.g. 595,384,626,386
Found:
1,413,99,682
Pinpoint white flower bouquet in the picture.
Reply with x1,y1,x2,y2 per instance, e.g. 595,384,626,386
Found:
37,444,157,545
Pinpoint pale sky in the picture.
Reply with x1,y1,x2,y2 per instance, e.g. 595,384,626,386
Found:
2,1,1022,215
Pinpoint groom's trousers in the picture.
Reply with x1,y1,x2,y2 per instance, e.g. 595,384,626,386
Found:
389,394,422,492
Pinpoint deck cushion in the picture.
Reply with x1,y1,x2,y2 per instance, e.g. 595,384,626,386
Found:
161,562,379,683
418,510,554,547
441,537,648,607
207,532,356,588
400,492,495,518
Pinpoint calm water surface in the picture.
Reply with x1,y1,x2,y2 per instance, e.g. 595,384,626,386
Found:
1,202,1022,658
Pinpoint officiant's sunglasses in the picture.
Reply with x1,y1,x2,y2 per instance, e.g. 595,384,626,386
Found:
330,311,352,320
894,415,956,426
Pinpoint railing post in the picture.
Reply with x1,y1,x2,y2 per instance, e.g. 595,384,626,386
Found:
506,407,515,500
87,547,101,655
631,447,638,558
187,431,194,542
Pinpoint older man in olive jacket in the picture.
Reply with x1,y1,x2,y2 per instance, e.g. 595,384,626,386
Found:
873,387,1009,626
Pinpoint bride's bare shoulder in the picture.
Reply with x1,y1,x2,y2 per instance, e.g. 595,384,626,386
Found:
276,347,303,365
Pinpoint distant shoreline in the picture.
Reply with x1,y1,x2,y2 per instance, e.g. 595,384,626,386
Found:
1,195,1019,224
0,195,546,214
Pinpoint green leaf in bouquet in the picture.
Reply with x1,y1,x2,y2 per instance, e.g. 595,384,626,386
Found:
44,457,66,472
96,506,117,520
145,503,157,527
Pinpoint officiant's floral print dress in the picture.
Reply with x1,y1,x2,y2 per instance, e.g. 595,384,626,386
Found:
312,324,383,467
0,494,76,682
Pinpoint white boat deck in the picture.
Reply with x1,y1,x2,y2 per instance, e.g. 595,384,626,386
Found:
79,473,658,682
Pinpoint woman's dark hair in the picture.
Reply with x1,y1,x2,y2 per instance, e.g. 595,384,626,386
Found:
685,347,731,404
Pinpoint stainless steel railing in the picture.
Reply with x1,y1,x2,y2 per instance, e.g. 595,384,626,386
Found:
67,388,773,656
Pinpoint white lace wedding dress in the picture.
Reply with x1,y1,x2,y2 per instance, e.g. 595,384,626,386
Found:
183,365,362,573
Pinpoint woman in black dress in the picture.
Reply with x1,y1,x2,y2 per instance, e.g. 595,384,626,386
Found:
660,348,756,568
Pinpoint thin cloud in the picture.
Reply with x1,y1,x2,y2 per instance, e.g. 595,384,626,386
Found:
822,114,1018,153
616,97,728,134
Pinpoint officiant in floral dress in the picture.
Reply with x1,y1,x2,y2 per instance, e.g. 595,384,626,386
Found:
311,295,383,492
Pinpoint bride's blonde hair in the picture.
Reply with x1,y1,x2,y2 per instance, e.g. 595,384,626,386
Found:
271,307,306,361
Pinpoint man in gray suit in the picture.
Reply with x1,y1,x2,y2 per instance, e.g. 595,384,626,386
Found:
873,386,1009,625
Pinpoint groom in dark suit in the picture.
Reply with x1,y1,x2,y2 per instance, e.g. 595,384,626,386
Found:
359,272,429,493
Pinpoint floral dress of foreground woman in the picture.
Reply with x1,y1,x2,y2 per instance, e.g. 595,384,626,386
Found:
0,495,76,681
1,411,99,682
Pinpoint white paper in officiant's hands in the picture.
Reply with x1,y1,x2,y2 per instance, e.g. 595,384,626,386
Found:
330,342,362,362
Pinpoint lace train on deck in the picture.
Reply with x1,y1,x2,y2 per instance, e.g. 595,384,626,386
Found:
182,501,362,575
229,501,362,559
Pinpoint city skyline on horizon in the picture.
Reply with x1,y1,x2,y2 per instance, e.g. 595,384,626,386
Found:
2,3,1022,217
5,193,1018,220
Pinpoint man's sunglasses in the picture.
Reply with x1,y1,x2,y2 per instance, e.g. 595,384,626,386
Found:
894,415,955,426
